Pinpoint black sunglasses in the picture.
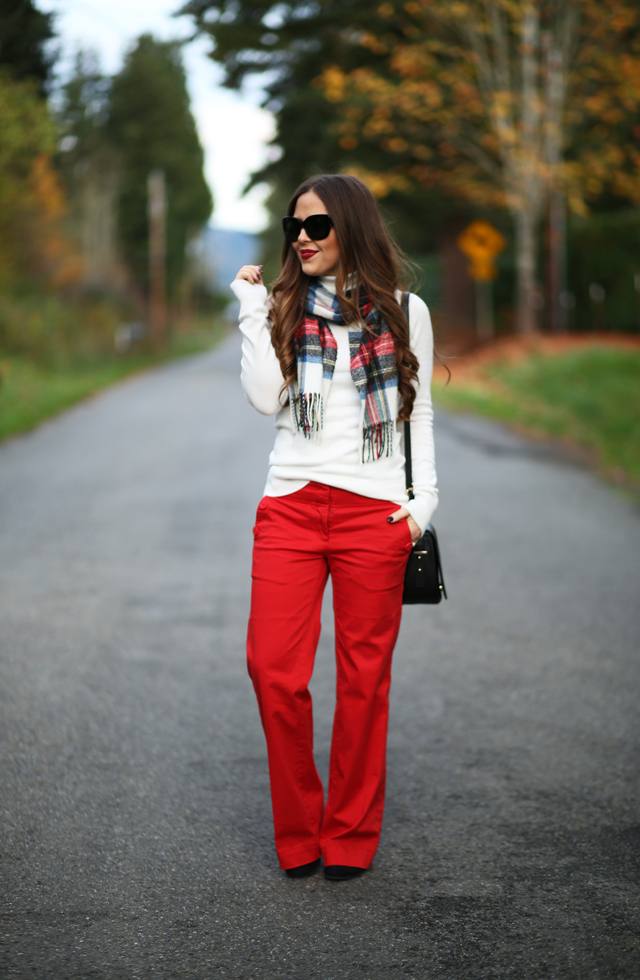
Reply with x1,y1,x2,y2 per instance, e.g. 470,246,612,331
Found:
282,214,334,242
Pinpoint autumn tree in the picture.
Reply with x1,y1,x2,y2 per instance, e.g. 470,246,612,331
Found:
183,0,640,332
0,70,80,291
317,0,640,333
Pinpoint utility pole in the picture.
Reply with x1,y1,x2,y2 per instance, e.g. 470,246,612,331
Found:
148,169,166,347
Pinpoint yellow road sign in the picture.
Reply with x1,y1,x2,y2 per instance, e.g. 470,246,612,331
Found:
457,220,506,282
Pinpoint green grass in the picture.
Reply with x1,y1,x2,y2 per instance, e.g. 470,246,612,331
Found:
0,322,229,443
433,346,640,486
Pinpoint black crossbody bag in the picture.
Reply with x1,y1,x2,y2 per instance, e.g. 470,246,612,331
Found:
402,421,447,604
400,292,447,605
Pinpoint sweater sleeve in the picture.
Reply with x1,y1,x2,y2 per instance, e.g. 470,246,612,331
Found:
402,292,439,534
230,278,288,416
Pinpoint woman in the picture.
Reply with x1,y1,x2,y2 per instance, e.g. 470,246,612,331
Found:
232,174,438,881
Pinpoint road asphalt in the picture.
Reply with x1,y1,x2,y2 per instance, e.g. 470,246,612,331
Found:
0,334,638,979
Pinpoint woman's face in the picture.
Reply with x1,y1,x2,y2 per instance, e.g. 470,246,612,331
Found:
292,190,341,277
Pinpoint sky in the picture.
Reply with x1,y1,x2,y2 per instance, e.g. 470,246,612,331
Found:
40,0,275,232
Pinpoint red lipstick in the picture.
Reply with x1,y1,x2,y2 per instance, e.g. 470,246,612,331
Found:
300,249,317,260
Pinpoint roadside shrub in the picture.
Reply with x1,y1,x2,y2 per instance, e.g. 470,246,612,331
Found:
0,290,122,363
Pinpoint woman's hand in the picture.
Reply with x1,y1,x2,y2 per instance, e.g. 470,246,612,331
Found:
235,265,263,284
387,507,422,545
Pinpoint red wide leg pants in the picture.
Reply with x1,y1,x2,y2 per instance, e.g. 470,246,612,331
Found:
247,482,413,870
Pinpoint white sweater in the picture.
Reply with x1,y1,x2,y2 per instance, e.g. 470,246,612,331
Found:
231,276,438,533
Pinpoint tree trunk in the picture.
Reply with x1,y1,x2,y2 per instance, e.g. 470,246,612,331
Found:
543,19,571,335
548,184,567,333
81,170,118,289
514,3,542,335
515,205,538,334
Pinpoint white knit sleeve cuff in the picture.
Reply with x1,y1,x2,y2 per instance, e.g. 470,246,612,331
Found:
405,492,438,536
230,278,268,309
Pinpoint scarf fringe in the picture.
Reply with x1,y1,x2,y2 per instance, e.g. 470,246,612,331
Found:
291,391,324,439
362,420,394,462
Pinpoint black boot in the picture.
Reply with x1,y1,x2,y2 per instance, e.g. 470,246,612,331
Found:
324,865,366,881
285,858,321,879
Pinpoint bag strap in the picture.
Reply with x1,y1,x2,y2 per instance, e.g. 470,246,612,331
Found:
404,421,414,500
400,291,415,501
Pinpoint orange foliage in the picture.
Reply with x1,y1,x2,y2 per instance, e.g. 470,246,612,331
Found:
317,0,640,213
28,155,83,288
0,74,83,290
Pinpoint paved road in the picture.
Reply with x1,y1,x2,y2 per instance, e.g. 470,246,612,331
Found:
1,335,638,980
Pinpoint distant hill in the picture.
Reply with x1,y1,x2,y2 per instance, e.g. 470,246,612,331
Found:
202,227,261,295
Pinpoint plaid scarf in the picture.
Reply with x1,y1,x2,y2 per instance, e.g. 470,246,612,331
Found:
291,278,398,461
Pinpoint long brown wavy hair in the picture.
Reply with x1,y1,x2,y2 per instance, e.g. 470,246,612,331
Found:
270,173,420,420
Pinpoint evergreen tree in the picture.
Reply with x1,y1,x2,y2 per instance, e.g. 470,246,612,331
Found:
58,49,110,164
179,0,462,256
56,51,120,292
107,35,212,299
0,0,56,94
180,1,384,191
